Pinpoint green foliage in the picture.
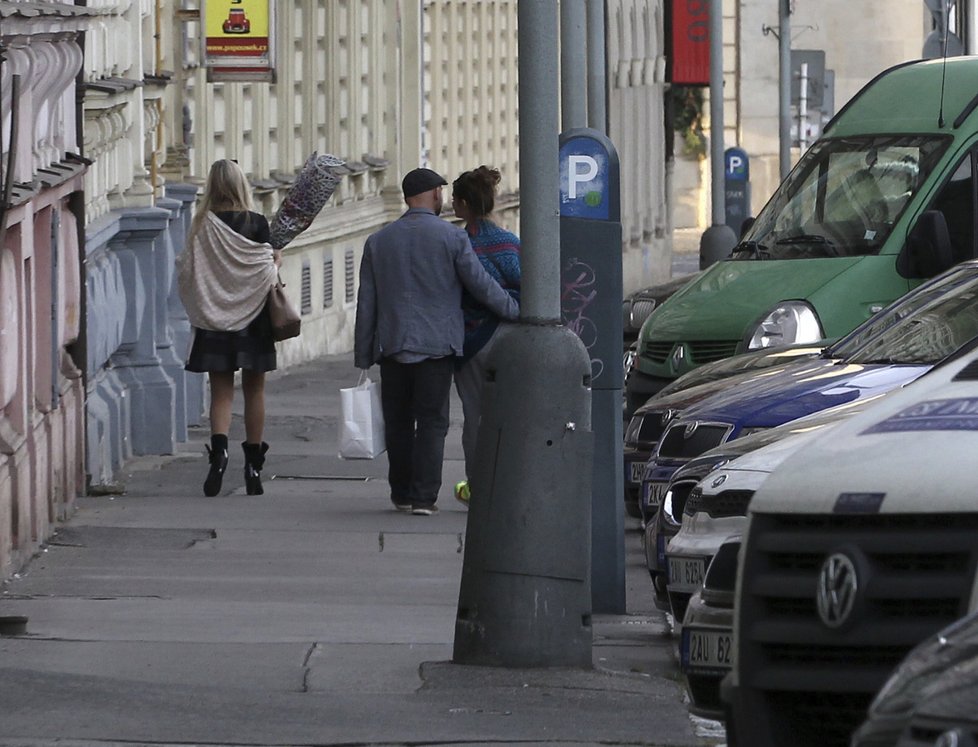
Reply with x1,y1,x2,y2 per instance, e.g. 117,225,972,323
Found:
673,86,707,159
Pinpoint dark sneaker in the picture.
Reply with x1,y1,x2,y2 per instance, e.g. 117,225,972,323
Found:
411,504,439,516
392,501,412,512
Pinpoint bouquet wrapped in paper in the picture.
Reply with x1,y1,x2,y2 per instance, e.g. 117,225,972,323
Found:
269,152,346,250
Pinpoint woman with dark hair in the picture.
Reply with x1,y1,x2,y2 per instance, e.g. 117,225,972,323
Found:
177,159,281,497
450,165,521,505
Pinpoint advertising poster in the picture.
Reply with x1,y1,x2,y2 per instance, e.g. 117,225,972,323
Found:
203,0,275,82
668,0,709,85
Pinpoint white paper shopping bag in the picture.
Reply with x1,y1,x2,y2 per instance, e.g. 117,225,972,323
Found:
339,373,386,459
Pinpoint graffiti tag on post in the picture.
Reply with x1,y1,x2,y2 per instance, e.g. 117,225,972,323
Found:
561,257,603,381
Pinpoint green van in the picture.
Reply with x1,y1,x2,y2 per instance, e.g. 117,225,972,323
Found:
626,56,978,415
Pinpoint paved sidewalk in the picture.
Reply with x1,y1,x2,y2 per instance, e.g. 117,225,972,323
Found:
672,228,703,277
0,354,721,747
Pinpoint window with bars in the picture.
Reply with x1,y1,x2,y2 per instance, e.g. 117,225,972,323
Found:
300,261,312,315
323,257,334,308
344,249,355,304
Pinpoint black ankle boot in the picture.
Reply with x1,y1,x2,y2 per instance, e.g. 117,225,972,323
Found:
242,441,269,495
203,434,229,496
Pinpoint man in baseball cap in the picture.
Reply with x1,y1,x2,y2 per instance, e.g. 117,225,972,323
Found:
401,167,448,200
354,167,518,516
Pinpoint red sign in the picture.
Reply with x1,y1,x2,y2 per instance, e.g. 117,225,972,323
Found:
671,0,710,85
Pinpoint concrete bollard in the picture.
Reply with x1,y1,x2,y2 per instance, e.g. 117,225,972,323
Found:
699,223,738,270
453,322,594,668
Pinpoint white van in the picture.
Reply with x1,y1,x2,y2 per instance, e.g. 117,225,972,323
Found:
724,338,978,747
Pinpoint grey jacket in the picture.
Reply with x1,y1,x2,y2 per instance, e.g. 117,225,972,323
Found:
354,208,519,368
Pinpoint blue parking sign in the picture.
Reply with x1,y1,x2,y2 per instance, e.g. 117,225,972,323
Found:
559,129,620,221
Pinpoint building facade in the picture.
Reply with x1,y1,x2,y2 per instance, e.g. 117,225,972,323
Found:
0,2,90,578
0,0,671,577
0,0,946,580
734,0,928,215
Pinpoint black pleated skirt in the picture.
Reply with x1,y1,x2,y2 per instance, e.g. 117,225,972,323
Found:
185,304,277,373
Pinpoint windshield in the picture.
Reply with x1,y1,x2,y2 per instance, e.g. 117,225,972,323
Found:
734,135,948,260
848,276,978,364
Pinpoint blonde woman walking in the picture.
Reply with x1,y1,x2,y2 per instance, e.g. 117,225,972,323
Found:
177,159,280,496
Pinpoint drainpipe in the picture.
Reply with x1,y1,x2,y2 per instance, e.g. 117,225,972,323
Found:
0,75,19,253
150,0,164,201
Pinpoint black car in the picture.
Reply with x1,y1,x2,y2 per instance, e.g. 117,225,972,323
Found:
623,407,673,519
894,662,978,746
851,610,978,747
622,274,697,345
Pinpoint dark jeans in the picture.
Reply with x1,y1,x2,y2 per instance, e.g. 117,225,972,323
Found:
379,356,454,506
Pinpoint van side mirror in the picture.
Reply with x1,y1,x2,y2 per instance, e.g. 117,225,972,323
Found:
739,217,755,239
900,210,954,278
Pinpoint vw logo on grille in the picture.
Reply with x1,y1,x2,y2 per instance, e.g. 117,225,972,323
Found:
816,553,859,628
684,422,699,439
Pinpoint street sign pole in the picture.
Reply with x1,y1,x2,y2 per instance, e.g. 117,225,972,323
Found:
453,0,594,669
586,0,607,131
779,0,792,179
700,0,737,268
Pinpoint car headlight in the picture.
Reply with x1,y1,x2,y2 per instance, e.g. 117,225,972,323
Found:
746,301,823,350
662,489,675,524
623,298,657,334
661,488,690,530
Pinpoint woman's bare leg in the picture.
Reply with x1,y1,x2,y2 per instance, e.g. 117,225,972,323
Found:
241,369,266,444
208,371,235,436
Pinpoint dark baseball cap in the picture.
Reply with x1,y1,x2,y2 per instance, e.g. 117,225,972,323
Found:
401,167,447,198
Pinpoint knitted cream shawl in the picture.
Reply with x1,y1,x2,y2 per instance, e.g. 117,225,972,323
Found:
176,212,278,332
